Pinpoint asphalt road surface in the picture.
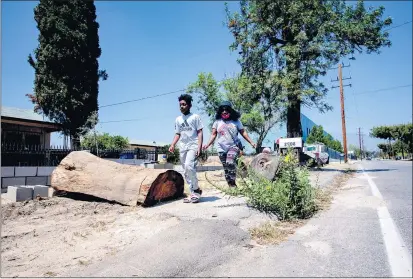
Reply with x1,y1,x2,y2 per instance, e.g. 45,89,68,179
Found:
66,161,412,277
360,159,412,255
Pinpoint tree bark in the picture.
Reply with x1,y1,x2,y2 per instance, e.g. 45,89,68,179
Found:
286,96,303,138
51,151,185,206
71,134,81,150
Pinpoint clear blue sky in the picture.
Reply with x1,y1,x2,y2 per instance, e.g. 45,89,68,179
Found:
2,1,412,151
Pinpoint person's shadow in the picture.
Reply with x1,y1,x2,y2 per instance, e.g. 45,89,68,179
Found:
200,196,221,203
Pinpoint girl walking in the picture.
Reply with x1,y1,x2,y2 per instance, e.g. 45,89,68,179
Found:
203,101,256,187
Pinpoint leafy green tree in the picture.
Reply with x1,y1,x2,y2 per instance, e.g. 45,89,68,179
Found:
306,125,343,152
348,144,361,158
226,0,392,138
371,123,413,158
187,72,283,153
157,145,180,164
27,0,108,148
306,125,325,145
377,143,391,159
81,132,129,150
393,140,409,159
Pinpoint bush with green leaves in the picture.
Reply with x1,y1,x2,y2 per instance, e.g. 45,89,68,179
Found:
157,145,180,164
225,151,317,220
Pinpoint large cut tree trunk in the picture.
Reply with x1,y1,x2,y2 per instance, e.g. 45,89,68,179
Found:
51,151,184,206
286,96,302,138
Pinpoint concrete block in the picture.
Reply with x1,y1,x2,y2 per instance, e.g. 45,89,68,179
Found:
47,176,52,186
26,176,48,186
36,167,55,176
163,163,174,169
7,186,33,202
2,177,26,188
14,167,37,177
154,164,165,169
23,185,49,198
173,165,184,172
1,167,15,178
146,164,155,169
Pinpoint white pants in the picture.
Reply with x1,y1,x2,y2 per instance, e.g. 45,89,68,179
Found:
179,149,199,193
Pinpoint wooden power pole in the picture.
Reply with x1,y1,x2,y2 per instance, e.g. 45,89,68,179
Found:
332,62,351,163
338,64,348,163
358,127,362,160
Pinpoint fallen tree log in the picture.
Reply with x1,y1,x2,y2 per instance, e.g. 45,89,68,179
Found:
51,151,184,206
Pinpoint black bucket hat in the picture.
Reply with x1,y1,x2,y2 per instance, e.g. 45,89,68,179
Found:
218,101,233,110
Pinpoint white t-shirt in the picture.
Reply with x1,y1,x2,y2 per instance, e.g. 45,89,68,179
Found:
175,113,204,151
212,119,244,153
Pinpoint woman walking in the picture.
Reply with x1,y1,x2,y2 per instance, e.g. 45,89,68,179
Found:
203,101,256,187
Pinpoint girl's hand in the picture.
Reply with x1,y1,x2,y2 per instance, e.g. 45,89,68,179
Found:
251,142,257,149
202,144,209,150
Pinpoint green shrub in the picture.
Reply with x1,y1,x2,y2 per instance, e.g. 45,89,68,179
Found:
234,150,317,220
158,145,180,164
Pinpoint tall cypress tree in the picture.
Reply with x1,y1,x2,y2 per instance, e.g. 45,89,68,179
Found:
27,0,108,148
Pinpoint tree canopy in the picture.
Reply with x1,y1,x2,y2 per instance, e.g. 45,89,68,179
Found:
187,72,284,152
81,132,129,150
225,0,392,138
371,123,413,158
27,0,108,147
306,125,343,152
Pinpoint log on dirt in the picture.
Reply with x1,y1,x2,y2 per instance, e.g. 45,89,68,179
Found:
51,151,185,207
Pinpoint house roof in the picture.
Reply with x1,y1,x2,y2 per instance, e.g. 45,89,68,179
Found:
129,139,169,147
1,106,55,124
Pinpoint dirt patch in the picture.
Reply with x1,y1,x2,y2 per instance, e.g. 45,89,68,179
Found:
314,169,356,211
1,197,142,277
249,220,305,245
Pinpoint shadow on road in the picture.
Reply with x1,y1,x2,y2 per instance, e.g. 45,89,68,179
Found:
200,196,221,203
358,168,397,173
309,167,397,173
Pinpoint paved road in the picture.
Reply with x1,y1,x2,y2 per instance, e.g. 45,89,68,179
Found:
360,159,412,254
65,161,412,277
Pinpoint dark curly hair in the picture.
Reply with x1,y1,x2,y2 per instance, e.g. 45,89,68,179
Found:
215,103,241,121
178,94,193,105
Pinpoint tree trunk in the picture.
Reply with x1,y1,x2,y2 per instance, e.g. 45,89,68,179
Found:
51,151,185,206
286,96,302,138
71,134,81,150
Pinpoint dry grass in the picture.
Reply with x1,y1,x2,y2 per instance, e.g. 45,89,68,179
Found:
249,220,305,245
314,168,356,211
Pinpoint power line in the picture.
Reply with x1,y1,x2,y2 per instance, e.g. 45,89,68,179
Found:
99,89,186,108
99,77,230,109
384,20,413,32
354,84,412,95
99,117,149,124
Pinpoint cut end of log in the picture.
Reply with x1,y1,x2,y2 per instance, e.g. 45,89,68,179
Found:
142,170,185,207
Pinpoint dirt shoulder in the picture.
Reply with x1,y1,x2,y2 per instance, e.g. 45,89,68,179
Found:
1,163,354,277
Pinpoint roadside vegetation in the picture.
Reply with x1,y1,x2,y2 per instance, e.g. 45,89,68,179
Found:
209,149,357,245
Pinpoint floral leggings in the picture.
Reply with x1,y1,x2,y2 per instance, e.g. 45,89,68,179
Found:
218,147,240,185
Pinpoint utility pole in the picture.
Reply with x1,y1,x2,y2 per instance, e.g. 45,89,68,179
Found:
361,133,365,158
358,127,362,160
332,62,352,163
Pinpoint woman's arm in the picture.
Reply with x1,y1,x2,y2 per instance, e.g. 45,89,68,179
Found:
239,129,256,149
202,128,218,150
